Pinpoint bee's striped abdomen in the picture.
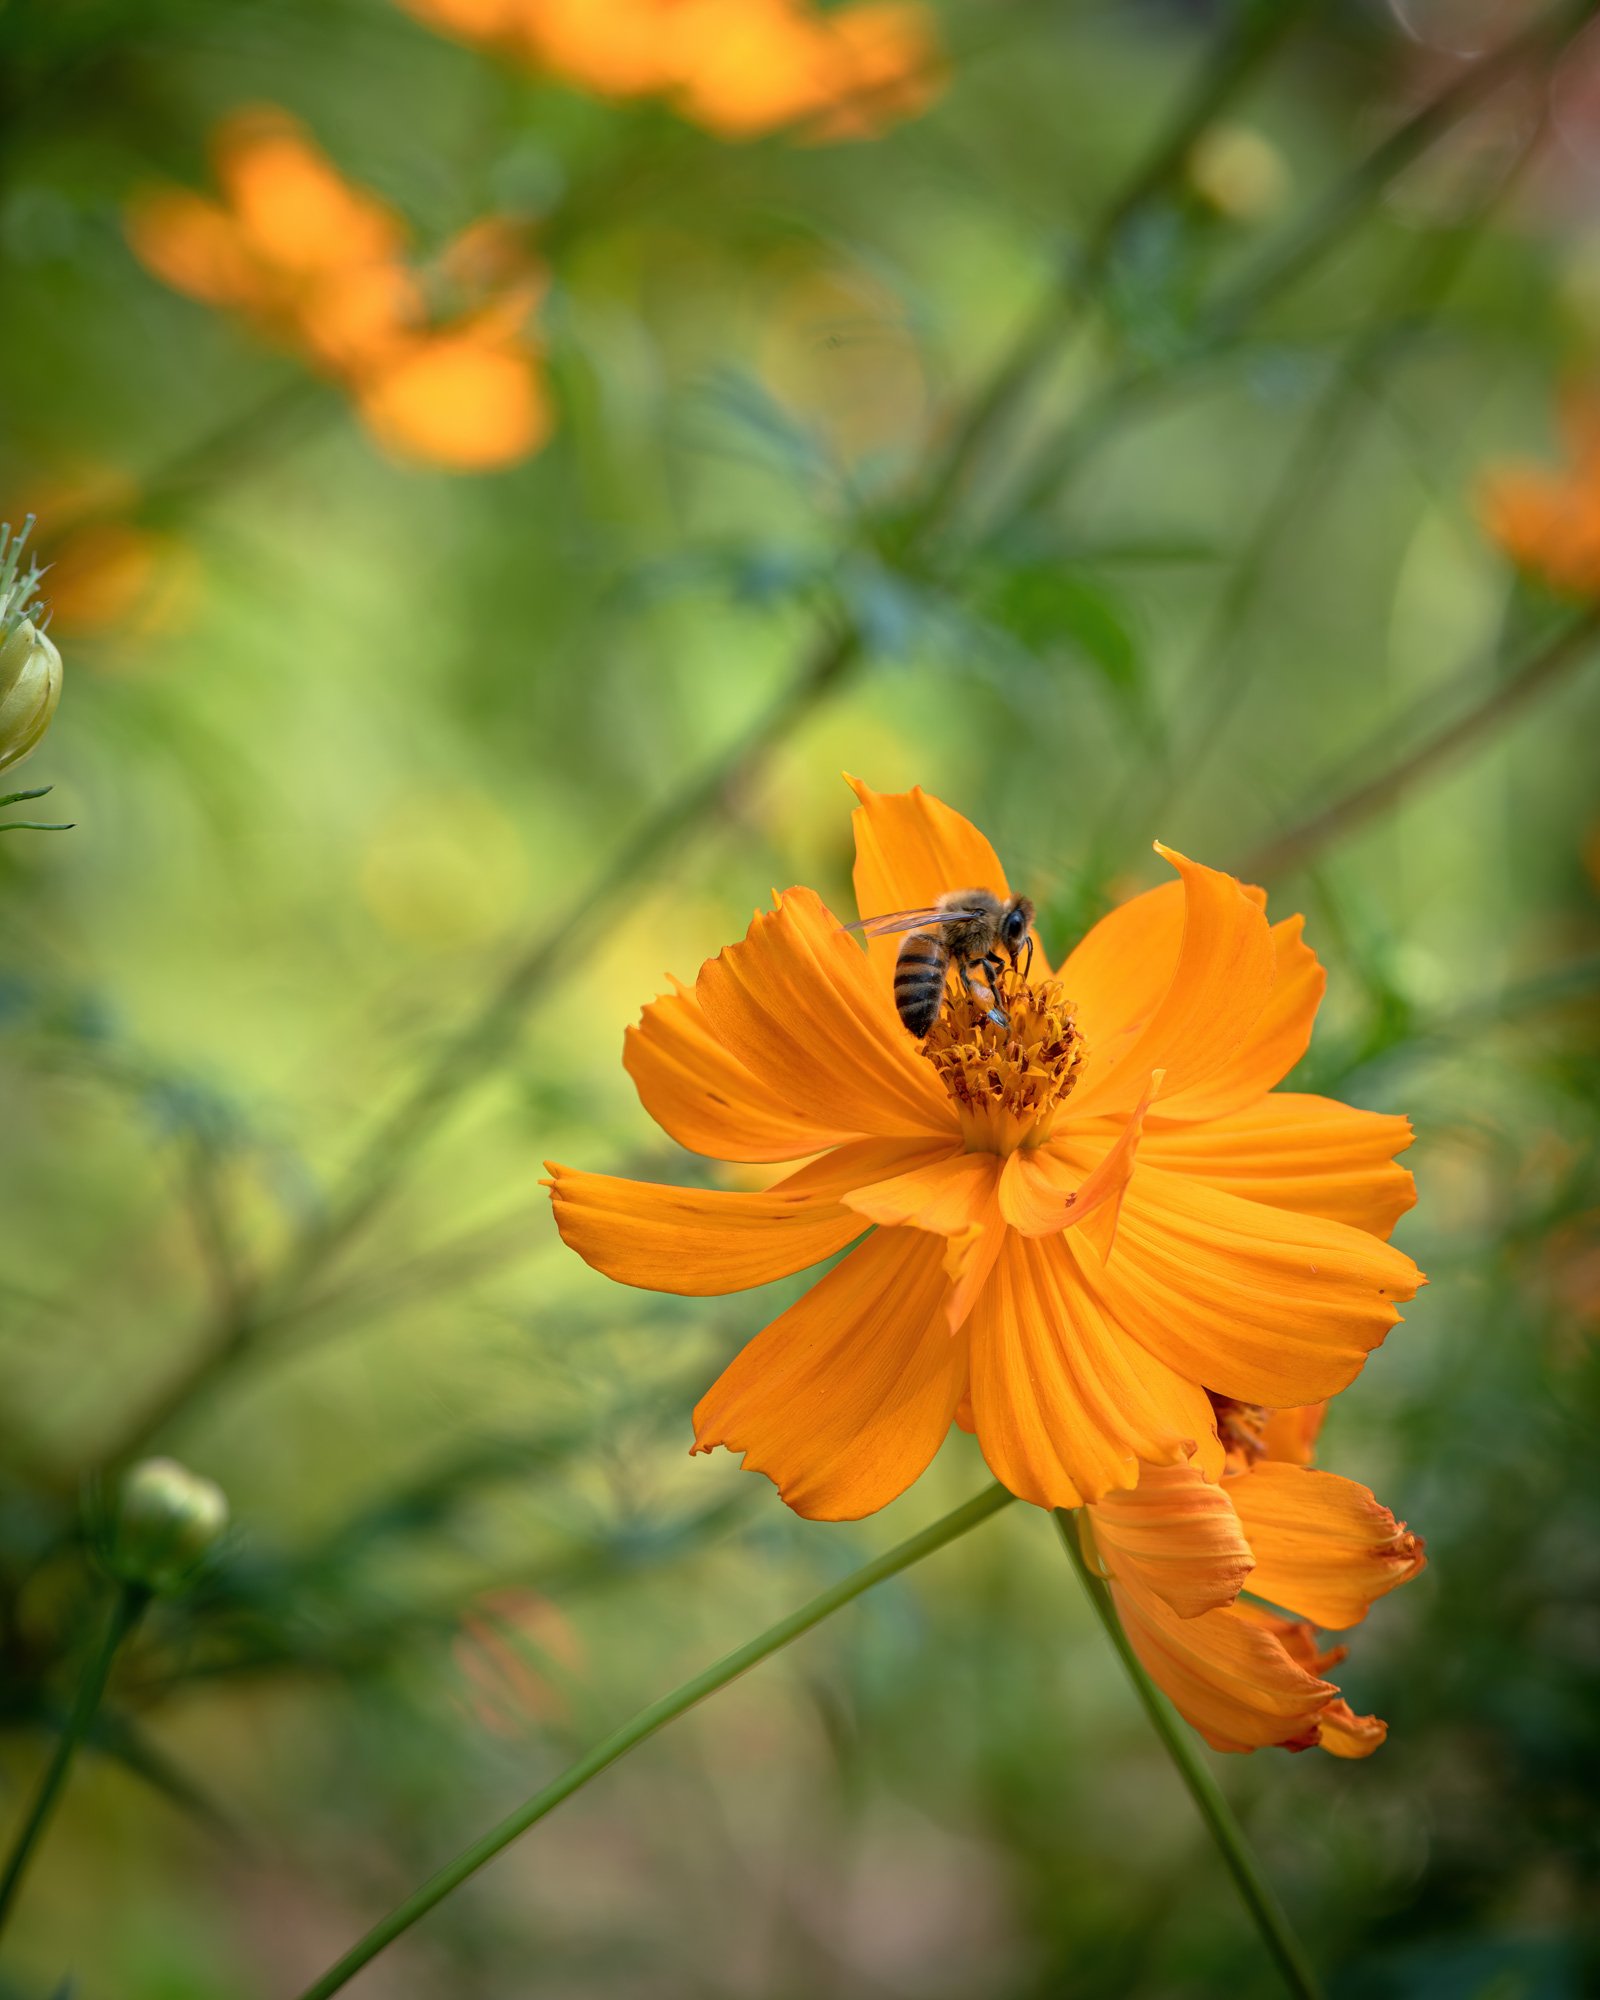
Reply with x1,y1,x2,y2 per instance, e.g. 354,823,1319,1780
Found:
894,929,950,1037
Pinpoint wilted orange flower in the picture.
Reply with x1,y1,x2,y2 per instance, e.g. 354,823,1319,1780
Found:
395,0,939,141
1084,1397,1425,1756
547,780,1423,1521
126,108,550,471
1480,388,1600,596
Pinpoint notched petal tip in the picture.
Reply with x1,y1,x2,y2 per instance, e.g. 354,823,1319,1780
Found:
1317,1700,1388,1758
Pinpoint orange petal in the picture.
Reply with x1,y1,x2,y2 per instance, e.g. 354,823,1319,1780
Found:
1064,848,1275,1122
841,1147,1004,1331
1155,914,1325,1122
1082,1166,1423,1407
215,108,404,273
298,261,421,371
1105,1578,1337,1754
1261,1402,1326,1465
397,0,527,39
846,776,1012,996
1055,879,1182,1053
545,1139,935,1296
996,1143,1079,1234
941,1208,1006,1335
1141,1092,1415,1239
671,0,838,135
695,885,954,1142
806,2,941,139
691,1225,966,1520
1229,1461,1426,1629
1316,1700,1388,1758
1000,1070,1162,1253
125,190,263,311
1089,1462,1254,1619
843,1147,995,1233
624,977,860,1163
967,1231,1220,1510
1234,1609,1388,1757
357,334,551,471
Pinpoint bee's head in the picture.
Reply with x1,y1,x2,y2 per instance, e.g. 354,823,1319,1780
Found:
1001,896,1034,955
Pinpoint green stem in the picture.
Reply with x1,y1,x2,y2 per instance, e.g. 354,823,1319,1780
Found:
1053,1513,1321,2000
1101,104,1543,861
908,0,1310,534
0,1582,148,1940
1235,605,1600,882
97,622,862,1465
994,0,1592,540
293,1483,1016,2000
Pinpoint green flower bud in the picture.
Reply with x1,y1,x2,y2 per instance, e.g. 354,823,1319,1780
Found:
0,517,63,776
110,1456,230,1595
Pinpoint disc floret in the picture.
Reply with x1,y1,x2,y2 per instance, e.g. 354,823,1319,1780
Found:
920,968,1085,1149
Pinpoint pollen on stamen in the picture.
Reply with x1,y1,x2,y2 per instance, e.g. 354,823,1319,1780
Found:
1209,1393,1273,1470
919,970,1085,1143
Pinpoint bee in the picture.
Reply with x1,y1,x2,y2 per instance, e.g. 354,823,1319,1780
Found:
842,889,1035,1038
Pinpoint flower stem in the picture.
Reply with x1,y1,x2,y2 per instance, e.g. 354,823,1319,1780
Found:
1053,1512,1322,2000
0,1582,148,1939
293,1482,1016,2000
1235,604,1600,882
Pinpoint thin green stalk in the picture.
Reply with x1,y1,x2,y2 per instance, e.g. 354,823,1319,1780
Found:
1098,102,1546,862
293,1483,1015,2000
1054,1513,1321,2000
909,0,1311,535
994,0,1594,540
0,1582,148,1939
99,621,861,1464
1235,605,1600,881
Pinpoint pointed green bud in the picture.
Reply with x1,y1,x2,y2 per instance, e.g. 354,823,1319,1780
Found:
110,1456,230,1595
0,518,63,776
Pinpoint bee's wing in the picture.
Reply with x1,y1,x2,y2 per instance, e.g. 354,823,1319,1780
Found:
840,905,986,939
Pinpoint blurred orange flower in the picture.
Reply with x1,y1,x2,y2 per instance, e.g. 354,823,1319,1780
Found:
547,780,1422,1522
126,108,550,471
1085,1398,1425,1756
453,1588,584,1737
395,0,940,141
1479,389,1600,595
3,470,200,648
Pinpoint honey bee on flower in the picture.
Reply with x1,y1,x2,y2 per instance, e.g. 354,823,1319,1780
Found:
547,779,1424,1525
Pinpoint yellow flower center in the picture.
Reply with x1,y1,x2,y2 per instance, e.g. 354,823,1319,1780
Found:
920,970,1086,1152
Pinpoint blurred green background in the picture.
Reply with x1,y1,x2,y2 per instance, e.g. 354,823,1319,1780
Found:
2,0,1599,1994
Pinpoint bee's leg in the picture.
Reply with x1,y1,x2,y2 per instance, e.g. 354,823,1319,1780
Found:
1018,935,1034,982
956,960,1001,1026
974,955,1009,1029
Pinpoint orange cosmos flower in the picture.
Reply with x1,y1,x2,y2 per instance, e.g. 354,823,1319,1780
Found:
1084,1398,1425,1756
395,0,939,142
547,781,1423,1522
1479,388,1600,597
670,0,939,141
126,108,549,471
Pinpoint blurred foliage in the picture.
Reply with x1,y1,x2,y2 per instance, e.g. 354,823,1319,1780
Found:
1,0,1599,1995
